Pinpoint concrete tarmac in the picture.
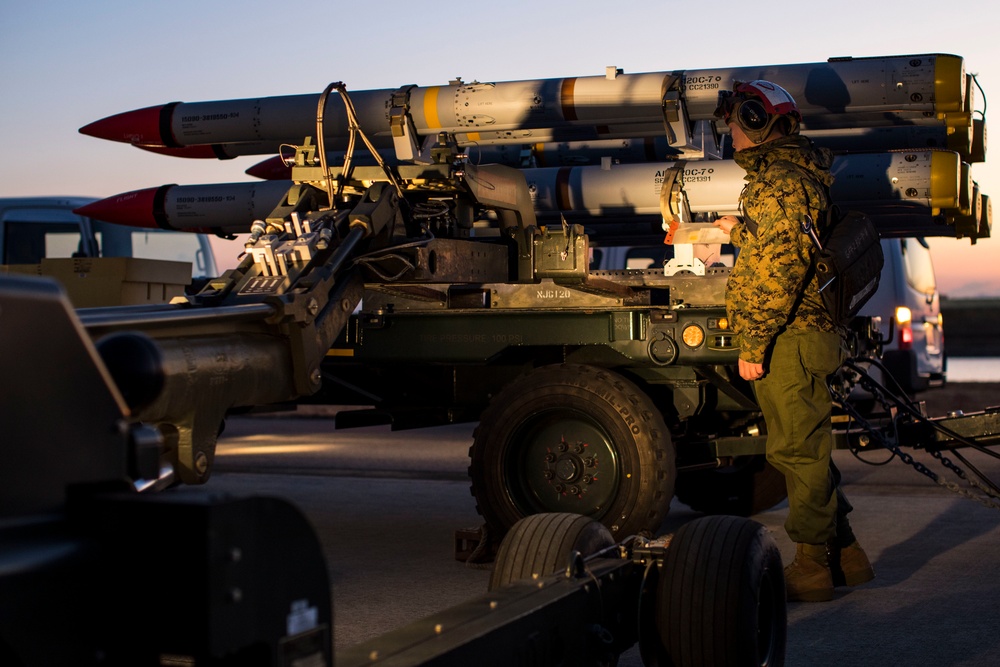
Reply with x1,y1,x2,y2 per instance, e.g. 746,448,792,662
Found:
207,408,1000,666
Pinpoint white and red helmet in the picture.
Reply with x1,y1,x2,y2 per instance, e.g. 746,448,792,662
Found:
714,80,802,144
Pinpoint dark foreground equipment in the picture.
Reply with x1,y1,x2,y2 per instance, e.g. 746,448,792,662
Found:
0,276,333,666
1,275,784,666
340,512,785,667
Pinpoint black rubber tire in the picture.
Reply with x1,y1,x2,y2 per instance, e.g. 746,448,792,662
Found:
675,456,787,516
489,512,616,591
656,515,786,667
469,364,675,541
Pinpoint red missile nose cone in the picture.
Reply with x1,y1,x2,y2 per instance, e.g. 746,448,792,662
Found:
245,155,292,180
73,187,166,228
79,104,173,146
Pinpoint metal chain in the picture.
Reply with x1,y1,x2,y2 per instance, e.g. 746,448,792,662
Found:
859,413,1000,510
927,448,1000,508
932,476,1000,510
837,361,1000,511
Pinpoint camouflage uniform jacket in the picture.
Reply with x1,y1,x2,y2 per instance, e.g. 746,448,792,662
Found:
727,135,837,364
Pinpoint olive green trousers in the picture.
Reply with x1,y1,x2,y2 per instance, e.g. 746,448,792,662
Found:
754,328,854,546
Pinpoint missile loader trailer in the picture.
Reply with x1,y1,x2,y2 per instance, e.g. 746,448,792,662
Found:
76,136,995,543
72,53,996,538
5,154,996,664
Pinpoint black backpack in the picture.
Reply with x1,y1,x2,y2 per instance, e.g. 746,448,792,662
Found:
768,159,885,326
802,206,884,326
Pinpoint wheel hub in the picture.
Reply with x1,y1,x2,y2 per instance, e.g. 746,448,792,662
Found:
541,441,599,499
555,456,579,481
505,411,620,518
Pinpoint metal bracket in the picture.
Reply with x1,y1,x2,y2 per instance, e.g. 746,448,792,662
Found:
389,84,422,162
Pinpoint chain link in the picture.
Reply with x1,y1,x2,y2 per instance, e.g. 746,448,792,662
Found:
927,449,1000,508
934,478,1000,510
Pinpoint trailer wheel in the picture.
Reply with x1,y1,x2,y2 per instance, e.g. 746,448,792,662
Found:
656,515,786,667
675,455,787,516
489,512,615,590
469,364,675,541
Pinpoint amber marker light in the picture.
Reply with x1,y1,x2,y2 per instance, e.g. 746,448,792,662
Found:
682,324,705,348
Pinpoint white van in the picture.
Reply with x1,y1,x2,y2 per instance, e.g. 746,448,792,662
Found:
0,196,217,286
590,237,944,395
860,237,944,393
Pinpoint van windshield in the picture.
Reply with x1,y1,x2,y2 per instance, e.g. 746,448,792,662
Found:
3,221,83,264
900,238,936,297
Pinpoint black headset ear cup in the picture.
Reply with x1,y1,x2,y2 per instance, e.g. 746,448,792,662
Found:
737,99,769,130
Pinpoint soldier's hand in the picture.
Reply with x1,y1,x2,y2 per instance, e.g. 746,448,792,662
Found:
738,358,765,381
713,215,740,234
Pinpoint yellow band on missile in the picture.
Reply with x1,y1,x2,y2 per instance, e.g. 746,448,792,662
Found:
929,150,961,211
533,142,546,166
326,348,355,357
934,54,964,113
424,86,441,130
561,78,578,121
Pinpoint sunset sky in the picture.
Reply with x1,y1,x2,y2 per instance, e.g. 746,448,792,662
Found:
1,0,997,296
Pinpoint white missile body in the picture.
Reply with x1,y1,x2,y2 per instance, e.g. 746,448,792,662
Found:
81,54,978,162
77,150,969,238
529,150,963,218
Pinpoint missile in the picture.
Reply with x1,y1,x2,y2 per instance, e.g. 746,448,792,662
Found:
80,54,976,162
136,136,392,160
527,150,964,217
141,122,972,176
244,137,677,180
244,123,972,181
76,149,972,239
73,180,292,236
136,142,275,160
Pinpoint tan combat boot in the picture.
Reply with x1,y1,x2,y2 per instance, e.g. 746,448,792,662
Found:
784,543,833,602
829,540,875,587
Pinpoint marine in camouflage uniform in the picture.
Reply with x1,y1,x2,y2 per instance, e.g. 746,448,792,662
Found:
714,81,874,602
728,134,851,544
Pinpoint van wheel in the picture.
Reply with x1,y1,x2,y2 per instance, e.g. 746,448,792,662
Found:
656,515,787,667
469,364,675,541
675,455,787,516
